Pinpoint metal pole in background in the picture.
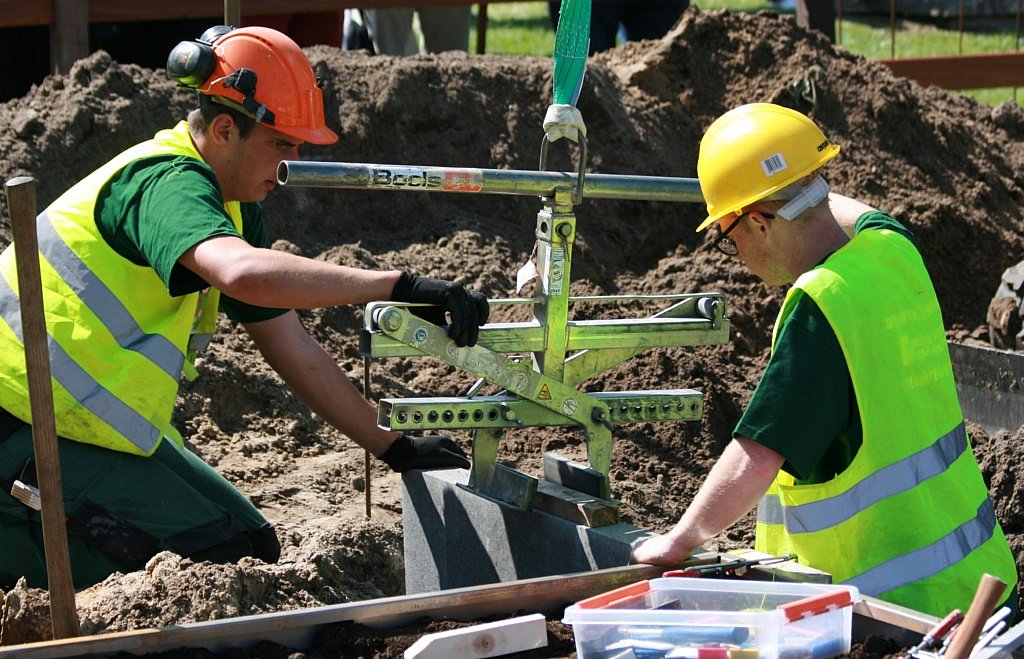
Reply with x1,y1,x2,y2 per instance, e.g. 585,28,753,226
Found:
890,0,896,59
476,2,489,54
958,0,965,54
224,0,241,27
363,356,372,519
837,0,844,44
1015,0,1021,101
5,176,80,639
50,0,88,75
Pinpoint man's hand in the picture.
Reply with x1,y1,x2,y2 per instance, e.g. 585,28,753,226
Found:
391,273,490,347
629,533,694,567
380,434,470,473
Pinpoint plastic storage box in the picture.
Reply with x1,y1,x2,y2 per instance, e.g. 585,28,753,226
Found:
563,577,860,659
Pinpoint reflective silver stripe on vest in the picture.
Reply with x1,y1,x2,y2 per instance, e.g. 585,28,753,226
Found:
757,493,784,525
37,212,185,380
783,424,967,534
189,332,214,356
0,272,23,338
0,271,161,453
844,497,997,597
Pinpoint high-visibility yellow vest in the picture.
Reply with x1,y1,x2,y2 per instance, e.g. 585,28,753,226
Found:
0,121,242,456
754,228,1017,616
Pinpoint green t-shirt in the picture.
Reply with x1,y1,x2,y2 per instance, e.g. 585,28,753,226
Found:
94,155,286,323
735,211,918,485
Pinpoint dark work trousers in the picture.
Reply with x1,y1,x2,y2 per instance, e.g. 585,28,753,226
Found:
548,0,690,54
0,409,279,589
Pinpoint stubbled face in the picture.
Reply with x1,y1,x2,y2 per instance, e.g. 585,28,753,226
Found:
218,123,302,202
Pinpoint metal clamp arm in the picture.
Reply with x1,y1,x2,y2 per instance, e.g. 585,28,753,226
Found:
372,305,609,433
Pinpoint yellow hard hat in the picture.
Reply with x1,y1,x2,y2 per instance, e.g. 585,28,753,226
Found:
695,104,840,232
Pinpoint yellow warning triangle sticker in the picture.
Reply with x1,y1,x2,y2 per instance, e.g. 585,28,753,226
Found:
538,384,552,400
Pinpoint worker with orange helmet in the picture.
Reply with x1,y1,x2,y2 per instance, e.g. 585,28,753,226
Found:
631,103,1018,619
0,26,486,589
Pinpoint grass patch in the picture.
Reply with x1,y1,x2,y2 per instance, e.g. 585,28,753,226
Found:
471,2,555,56
471,0,1021,107
838,15,1023,105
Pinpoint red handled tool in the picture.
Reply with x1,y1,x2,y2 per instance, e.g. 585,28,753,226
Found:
905,608,963,658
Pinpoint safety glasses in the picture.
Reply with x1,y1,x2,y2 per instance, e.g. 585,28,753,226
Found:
714,211,774,256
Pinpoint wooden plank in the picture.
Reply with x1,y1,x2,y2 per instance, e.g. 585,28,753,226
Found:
0,1,53,27
0,564,669,658
880,52,1024,90
0,1,543,27
0,560,946,659
404,613,547,658
84,0,519,23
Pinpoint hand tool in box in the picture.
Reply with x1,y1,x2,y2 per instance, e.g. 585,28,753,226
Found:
662,553,798,579
944,574,1007,659
905,608,963,658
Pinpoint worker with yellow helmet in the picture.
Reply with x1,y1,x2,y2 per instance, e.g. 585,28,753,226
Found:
631,103,1018,619
0,26,486,589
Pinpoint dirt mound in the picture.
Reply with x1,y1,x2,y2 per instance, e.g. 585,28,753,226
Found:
1,6,1023,648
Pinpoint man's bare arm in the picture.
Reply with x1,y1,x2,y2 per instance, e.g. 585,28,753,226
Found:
180,235,401,308
829,193,878,238
630,437,784,566
243,311,398,457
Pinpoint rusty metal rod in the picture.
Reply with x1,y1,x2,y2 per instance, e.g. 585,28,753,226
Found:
363,355,372,519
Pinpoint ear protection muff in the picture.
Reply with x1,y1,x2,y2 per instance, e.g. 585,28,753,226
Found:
166,25,235,89
165,25,276,126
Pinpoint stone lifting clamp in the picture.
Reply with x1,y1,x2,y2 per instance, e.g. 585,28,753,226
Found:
280,156,728,525
279,36,725,516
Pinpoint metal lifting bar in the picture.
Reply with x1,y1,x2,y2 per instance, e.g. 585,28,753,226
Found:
277,160,704,204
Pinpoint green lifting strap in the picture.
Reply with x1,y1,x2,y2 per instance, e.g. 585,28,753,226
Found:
552,0,591,105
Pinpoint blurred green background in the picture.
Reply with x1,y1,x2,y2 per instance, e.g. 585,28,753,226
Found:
469,1,1022,107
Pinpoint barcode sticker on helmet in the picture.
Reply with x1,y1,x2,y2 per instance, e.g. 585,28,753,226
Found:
761,153,788,177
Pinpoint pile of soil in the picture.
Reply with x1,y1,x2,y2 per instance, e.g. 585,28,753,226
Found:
1,6,1023,654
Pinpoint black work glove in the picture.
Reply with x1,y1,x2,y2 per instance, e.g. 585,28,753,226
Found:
380,434,471,473
391,272,490,347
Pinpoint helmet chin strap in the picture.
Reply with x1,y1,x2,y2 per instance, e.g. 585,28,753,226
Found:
776,175,830,221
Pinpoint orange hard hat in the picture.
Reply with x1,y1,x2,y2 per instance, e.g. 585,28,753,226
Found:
168,26,337,145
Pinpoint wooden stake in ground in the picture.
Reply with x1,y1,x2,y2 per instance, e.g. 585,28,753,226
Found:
944,573,1007,659
5,176,80,639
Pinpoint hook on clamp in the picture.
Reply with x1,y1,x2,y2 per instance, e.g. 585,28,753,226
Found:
538,132,588,206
